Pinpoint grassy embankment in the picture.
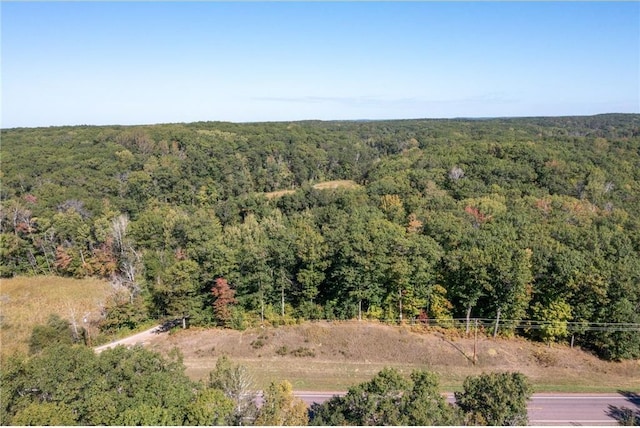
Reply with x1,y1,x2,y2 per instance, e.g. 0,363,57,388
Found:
149,321,640,393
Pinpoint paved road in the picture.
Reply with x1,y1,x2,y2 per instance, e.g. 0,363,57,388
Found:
526,393,638,425
294,391,638,426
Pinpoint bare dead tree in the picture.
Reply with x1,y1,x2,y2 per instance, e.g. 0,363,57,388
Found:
65,302,82,342
110,214,142,302
449,166,465,180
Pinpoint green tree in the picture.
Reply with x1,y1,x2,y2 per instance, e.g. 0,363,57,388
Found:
386,231,443,322
29,314,76,354
445,246,489,332
426,284,454,321
401,370,463,425
290,213,329,315
531,298,572,345
184,388,236,426
446,228,532,334
263,211,297,319
49,207,93,277
124,170,155,215
588,297,640,361
120,404,176,425
224,214,271,323
13,344,97,422
88,346,195,425
152,259,202,328
310,368,460,426
181,207,235,282
311,368,407,425
0,233,30,277
11,402,78,426
325,208,391,320
454,372,532,426
0,353,28,425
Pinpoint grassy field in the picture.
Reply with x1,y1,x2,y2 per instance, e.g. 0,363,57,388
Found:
0,275,111,356
311,180,360,190
264,189,296,199
148,321,640,393
264,180,361,199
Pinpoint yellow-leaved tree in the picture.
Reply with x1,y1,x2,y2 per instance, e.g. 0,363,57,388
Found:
255,380,308,426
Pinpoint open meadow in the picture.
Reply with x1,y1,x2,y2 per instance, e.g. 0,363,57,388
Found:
264,179,361,199
0,276,111,356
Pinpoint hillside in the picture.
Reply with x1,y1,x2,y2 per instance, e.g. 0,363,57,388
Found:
146,321,640,393
1,115,639,361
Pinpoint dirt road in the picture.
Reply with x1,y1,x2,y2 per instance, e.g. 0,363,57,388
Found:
93,325,162,353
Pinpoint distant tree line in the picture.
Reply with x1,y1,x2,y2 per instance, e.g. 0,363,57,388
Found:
1,114,639,360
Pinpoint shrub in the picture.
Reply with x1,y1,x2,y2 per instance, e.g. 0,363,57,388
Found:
290,347,315,357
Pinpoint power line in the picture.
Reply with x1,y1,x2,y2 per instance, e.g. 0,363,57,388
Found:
387,317,640,332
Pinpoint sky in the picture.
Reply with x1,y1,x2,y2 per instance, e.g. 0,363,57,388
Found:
1,1,639,128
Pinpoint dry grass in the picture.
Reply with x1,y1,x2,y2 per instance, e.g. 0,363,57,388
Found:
147,321,640,393
312,180,360,190
263,180,361,199
264,189,296,199
0,276,111,356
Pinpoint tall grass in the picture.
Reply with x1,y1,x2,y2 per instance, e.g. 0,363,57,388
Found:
312,180,360,190
263,180,361,199
0,275,111,356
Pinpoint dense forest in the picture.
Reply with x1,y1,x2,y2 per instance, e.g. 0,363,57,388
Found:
2,114,639,360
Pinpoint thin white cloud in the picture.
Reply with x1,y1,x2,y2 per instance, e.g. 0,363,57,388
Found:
252,93,518,107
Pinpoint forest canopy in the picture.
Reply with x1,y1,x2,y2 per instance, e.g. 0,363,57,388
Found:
2,114,639,360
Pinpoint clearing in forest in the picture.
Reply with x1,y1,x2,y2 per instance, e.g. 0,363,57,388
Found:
264,180,361,199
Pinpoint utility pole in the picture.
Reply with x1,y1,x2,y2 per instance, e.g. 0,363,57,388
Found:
473,318,478,365
398,288,403,324
260,280,265,325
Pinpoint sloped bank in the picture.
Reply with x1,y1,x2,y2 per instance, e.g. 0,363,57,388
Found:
147,321,640,392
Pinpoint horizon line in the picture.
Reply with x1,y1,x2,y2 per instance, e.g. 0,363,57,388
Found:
2,112,639,131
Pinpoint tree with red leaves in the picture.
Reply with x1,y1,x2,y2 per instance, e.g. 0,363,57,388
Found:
211,277,237,327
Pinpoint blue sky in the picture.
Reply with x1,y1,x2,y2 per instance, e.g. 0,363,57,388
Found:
2,2,638,128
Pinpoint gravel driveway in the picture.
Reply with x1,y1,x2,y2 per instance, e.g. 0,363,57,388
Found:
94,325,162,353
